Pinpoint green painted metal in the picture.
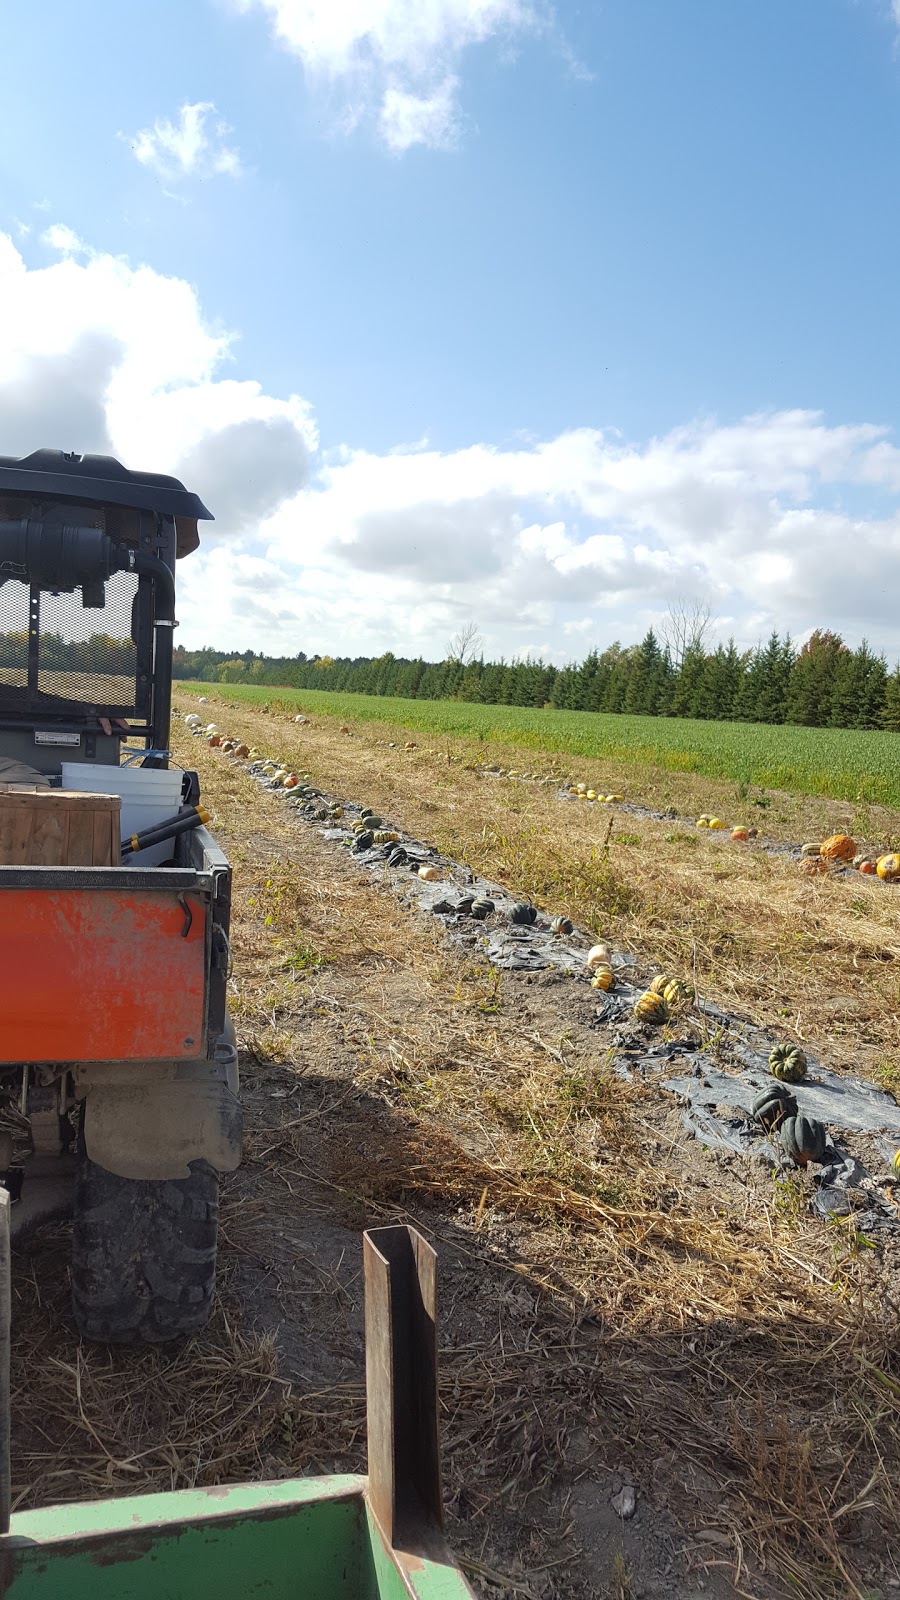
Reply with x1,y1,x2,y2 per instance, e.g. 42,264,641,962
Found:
0,1478,475,1599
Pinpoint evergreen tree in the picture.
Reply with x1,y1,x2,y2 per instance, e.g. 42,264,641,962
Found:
882,663,900,732
672,643,707,718
829,639,888,729
751,632,793,724
786,631,845,726
624,630,662,715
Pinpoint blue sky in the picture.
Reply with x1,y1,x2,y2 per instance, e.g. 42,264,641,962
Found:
1,0,899,662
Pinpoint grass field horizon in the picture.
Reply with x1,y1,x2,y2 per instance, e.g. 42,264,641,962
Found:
181,681,900,809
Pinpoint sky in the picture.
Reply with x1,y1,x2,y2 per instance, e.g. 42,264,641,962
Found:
1,0,900,665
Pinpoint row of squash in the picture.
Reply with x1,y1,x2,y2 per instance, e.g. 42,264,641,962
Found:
801,833,899,881
193,710,900,1182
564,768,900,882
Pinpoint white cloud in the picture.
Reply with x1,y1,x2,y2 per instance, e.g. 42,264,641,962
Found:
1,227,898,662
379,76,460,152
0,230,313,543
128,102,242,183
233,0,540,149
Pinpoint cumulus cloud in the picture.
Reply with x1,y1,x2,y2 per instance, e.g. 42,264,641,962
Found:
255,414,900,659
0,226,898,662
128,102,242,182
233,0,540,150
0,230,314,548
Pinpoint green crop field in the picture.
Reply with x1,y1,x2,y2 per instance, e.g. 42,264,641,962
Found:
180,682,900,809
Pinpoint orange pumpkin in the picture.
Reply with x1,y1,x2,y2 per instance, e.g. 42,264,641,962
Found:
731,827,749,842
859,859,877,875
820,834,855,862
876,853,900,882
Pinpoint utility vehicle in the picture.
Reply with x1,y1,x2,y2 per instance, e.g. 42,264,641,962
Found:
0,449,239,1342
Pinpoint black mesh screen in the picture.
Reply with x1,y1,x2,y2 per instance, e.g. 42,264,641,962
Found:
0,569,144,716
0,578,29,699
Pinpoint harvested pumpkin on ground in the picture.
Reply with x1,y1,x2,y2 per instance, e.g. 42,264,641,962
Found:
649,974,674,996
661,978,692,1007
550,916,574,935
731,826,750,842
708,817,726,830
470,898,495,919
586,943,612,970
418,865,442,882
779,1114,828,1168
752,1084,798,1131
507,902,537,925
876,853,900,882
820,833,855,862
859,859,877,875
769,1043,808,1083
696,816,711,828
800,842,822,858
586,790,597,801
590,964,615,991
801,856,828,877
634,991,670,1025
892,1150,900,1176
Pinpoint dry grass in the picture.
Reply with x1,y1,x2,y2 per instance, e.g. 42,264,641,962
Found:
158,698,900,1597
191,695,900,1072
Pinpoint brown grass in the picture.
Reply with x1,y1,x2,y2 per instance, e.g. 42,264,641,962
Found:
192,695,900,1072
155,695,900,1597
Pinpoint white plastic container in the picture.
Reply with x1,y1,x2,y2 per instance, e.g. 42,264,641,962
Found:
61,763,184,867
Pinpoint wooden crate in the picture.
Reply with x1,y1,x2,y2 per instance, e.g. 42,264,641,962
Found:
0,789,121,867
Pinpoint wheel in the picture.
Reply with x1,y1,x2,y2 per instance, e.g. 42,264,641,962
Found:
71,1147,220,1343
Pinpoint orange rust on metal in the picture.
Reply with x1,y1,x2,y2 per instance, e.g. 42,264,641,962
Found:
0,890,207,1062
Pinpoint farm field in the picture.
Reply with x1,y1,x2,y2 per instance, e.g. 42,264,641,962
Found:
182,681,900,809
12,692,900,1600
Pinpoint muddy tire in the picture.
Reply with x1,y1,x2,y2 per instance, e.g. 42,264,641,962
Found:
71,1152,219,1343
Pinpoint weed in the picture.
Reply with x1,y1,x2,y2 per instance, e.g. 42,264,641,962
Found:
610,1552,634,1600
772,1170,808,1223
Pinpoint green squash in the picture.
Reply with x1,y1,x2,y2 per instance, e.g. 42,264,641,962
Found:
471,898,495,920
751,1084,798,1131
779,1113,827,1168
507,902,538,926
769,1044,808,1083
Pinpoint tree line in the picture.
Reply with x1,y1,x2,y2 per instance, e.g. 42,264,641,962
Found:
173,627,900,731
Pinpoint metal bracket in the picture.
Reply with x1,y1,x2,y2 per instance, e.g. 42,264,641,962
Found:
363,1224,442,1549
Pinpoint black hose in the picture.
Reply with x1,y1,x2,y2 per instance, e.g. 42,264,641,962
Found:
129,552,175,764
121,805,208,856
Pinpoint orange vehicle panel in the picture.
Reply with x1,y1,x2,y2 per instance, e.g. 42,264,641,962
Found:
0,889,208,1063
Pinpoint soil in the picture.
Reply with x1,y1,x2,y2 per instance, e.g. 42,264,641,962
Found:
221,805,747,1600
